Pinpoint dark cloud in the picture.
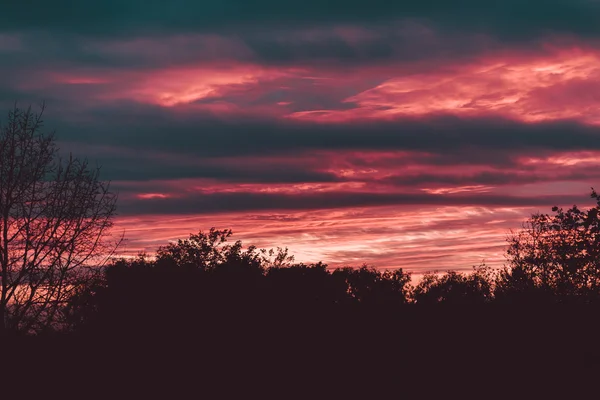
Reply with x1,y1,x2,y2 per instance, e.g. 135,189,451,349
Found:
0,32,253,70
3,101,598,185
103,160,342,183
1,1,599,41
56,142,342,183
116,190,586,216
0,28,505,76
238,24,504,66
379,169,600,188
50,105,600,158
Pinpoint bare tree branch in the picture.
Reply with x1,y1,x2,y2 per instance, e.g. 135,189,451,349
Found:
0,104,120,333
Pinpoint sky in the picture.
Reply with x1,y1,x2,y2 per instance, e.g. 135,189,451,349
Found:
1,1,600,273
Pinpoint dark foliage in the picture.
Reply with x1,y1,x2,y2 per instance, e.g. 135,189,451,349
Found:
7,193,600,396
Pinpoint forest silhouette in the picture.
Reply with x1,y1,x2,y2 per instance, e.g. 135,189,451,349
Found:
8,198,600,396
3,105,600,396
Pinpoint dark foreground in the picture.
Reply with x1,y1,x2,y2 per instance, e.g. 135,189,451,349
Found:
5,305,600,398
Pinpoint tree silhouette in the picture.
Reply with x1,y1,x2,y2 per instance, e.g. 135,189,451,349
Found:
501,189,600,302
155,227,294,271
0,104,118,334
69,228,299,335
155,228,233,270
332,265,411,308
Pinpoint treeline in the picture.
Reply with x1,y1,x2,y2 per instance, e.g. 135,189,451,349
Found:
25,195,599,395
64,229,600,338
62,189,600,336
8,197,600,396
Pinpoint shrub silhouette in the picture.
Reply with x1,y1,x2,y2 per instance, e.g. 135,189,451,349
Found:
332,266,411,308
412,266,494,306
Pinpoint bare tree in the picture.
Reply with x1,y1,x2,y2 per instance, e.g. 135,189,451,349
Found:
0,104,119,334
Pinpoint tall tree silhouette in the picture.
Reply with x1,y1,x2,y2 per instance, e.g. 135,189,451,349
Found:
0,104,118,334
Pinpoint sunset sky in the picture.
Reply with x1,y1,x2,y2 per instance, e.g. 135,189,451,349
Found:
2,1,600,273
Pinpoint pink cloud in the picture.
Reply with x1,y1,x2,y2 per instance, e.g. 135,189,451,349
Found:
288,47,600,124
13,33,600,126
125,65,289,107
137,193,173,199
